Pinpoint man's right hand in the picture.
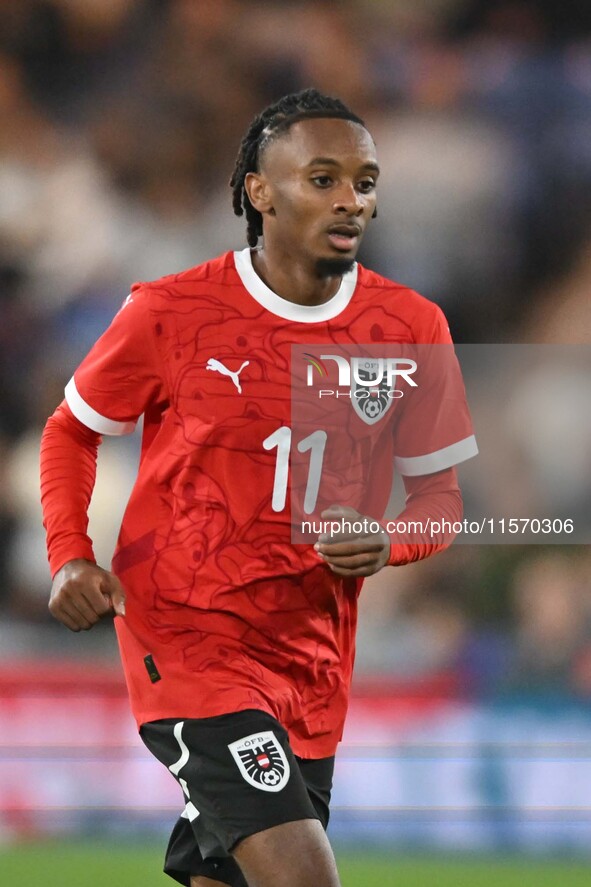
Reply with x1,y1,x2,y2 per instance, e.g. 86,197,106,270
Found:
49,559,126,632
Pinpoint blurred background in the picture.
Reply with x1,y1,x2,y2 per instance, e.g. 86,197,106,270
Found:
1,0,591,884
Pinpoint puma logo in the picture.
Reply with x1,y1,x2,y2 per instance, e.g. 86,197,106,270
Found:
206,358,250,394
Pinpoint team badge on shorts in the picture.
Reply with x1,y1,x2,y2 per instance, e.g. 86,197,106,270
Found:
228,730,290,793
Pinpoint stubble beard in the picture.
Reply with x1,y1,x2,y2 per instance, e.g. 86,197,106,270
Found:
314,256,356,278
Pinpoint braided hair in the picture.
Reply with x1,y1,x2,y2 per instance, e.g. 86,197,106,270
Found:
230,88,366,247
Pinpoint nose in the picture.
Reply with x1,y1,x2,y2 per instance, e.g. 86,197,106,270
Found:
333,182,364,216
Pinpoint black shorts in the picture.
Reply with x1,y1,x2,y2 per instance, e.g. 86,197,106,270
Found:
140,709,335,887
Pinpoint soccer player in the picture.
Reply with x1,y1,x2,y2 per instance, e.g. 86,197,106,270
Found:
40,89,477,887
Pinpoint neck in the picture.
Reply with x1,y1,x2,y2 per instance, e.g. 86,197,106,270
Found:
250,246,344,306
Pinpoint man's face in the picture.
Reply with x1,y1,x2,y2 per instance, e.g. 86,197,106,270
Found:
251,117,379,276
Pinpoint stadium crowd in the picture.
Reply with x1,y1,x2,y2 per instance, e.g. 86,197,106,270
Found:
1,0,591,698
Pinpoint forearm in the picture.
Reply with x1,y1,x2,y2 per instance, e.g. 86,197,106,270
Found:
387,467,463,565
40,401,101,577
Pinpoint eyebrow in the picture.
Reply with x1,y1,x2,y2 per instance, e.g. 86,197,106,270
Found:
306,157,380,173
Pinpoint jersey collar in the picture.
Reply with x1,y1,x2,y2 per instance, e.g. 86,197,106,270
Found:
233,247,358,323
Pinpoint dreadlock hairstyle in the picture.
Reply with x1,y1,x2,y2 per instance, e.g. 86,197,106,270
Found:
230,88,368,247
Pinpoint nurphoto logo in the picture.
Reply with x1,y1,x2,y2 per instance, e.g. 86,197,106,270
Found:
303,353,418,425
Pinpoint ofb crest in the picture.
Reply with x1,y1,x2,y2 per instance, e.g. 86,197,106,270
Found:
352,358,395,425
228,731,290,792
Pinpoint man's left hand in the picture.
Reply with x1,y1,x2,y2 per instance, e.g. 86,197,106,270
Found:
314,506,390,577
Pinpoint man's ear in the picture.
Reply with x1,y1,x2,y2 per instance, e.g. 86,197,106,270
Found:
244,172,274,214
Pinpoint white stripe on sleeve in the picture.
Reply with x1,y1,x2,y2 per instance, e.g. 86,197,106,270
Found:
395,435,478,476
65,377,136,436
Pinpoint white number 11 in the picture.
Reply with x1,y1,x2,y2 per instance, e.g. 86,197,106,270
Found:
263,426,327,514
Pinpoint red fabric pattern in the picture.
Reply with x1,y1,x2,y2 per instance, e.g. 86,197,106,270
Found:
387,467,463,565
40,401,100,577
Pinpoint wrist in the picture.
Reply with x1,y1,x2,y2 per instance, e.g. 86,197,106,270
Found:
52,555,97,581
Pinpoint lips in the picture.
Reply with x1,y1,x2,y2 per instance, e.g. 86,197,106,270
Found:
327,224,362,252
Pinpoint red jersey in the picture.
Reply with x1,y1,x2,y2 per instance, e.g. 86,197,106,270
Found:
63,249,476,757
